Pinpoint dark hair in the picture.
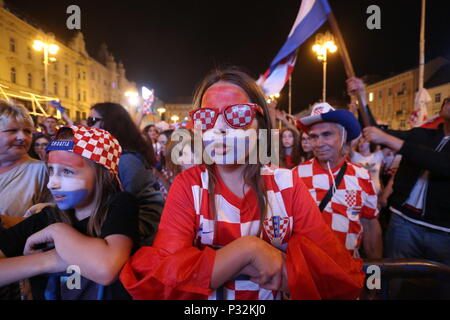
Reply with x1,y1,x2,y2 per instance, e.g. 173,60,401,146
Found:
28,133,51,160
299,131,314,162
192,67,273,236
279,128,301,168
90,103,155,168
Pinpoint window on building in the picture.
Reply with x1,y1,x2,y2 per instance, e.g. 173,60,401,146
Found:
27,73,33,88
10,38,16,52
10,68,16,83
388,88,392,96
27,47,32,60
435,93,441,103
77,91,81,101
369,92,374,102
65,85,69,98
400,120,406,128
83,91,86,102
54,82,58,95
42,78,45,90
76,111,81,123
65,65,69,76
77,71,80,79
54,63,58,71
83,72,86,80
82,112,87,120
378,91,382,99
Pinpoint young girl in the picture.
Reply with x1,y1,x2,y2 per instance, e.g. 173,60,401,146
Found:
120,68,364,300
0,125,139,300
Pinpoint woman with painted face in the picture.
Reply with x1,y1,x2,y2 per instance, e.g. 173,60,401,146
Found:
0,125,139,300
120,68,364,300
279,128,301,169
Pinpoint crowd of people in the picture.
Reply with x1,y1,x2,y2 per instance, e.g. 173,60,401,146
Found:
0,67,449,300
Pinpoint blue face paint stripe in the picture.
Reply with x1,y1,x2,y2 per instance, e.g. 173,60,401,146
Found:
51,189,88,210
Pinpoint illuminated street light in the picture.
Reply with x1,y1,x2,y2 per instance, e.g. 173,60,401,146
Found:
171,115,179,123
125,91,139,106
312,31,337,102
33,39,60,98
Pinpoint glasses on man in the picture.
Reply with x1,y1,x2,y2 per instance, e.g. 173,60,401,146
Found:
87,117,103,127
189,103,264,131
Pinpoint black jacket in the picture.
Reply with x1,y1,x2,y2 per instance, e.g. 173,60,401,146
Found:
387,125,450,228
359,106,450,229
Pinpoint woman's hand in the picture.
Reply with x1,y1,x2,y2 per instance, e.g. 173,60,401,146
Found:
246,238,287,292
23,223,65,255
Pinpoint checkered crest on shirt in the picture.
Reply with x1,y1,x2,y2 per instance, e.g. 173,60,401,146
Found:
67,125,122,175
263,216,290,242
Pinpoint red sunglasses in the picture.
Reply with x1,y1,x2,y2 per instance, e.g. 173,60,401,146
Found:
190,103,264,131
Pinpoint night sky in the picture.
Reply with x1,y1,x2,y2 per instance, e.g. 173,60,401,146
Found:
6,0,450,114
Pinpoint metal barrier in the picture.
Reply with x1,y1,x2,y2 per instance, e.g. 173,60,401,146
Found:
362,258,450,300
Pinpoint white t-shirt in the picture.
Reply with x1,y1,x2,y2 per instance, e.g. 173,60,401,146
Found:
0,158,49,217
351,150,384,195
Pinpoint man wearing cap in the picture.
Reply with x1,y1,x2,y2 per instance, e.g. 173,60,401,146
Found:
294,103,382,259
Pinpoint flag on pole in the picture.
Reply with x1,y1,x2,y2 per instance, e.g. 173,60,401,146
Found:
257,0,332,96
409,87,431,127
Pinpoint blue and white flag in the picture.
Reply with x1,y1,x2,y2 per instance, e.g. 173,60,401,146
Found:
258,0,332,96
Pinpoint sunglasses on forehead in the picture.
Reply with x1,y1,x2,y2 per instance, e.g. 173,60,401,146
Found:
189,103,264,131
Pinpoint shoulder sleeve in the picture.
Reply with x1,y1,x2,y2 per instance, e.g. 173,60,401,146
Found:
100,192,139,243
0,208,53,257
285,172,365,299
118,153,156,193
120,170,216,300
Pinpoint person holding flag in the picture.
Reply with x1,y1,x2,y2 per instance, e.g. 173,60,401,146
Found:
348,79,450,283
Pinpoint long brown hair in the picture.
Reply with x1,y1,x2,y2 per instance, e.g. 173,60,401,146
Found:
192,67,273,237
91,103,156,168
51,128,121,236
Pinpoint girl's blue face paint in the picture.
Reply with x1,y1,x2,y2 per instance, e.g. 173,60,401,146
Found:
47,151,96,210
51,190,89,210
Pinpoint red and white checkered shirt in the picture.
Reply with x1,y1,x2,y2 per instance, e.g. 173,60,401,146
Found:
295,159,378,257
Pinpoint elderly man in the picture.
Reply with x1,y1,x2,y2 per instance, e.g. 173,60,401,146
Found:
294,103,382,259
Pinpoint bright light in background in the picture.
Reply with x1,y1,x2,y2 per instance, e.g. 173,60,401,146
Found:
33,40,44,51
125,91,139,106
369,92,374,102
171,115,179,122
48,44,60,55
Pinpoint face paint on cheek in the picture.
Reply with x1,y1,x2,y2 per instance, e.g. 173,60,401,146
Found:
49,175,89,210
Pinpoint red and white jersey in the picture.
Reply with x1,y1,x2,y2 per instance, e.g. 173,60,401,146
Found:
120,164,365,300
295,159,378,257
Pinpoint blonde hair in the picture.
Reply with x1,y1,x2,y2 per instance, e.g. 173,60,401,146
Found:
0,100,34,129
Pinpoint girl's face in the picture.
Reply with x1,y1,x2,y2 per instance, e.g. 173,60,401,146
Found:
201,81,258,165
34,137,50,160
301,133,312,153
148,126,159,141
0,120,33,161
47,151,96,211
158,134,168,146
282,130,294,148
358,138,370,153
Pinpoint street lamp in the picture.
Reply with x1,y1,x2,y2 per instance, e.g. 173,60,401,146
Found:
171,115,179,123
312,31,337,102
125,91,139,107
33,40,59,98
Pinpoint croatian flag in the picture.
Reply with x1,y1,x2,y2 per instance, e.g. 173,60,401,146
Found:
257,0,332,96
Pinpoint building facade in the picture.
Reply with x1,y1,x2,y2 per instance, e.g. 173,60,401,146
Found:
0,1,137,123
364,57,448,129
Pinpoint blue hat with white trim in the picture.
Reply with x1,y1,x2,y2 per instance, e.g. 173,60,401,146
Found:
296,103,361,142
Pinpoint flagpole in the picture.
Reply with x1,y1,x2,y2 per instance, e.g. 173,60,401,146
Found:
288,76,292,115
327,12,371,127
419,0,426,90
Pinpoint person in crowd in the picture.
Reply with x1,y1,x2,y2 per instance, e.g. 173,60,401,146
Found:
351,137,384,195
0,101,50,300
300,131,314,162
348,79,450,280
279,128,301,169
143,124,163,170
0,101,50,226
42,117,59,140
119,68,364,300
295,102,382,259
28,133,51,162
88,103,164,246
0,125,139,300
